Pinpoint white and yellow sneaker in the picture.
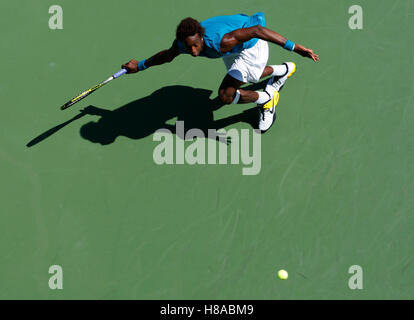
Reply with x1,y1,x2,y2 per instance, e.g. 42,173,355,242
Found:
258,92,279,133
258,62,296,133
266,62,296,93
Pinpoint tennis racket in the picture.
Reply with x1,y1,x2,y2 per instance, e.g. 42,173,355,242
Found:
60,69,127,110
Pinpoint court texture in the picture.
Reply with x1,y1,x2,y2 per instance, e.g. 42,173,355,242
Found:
1,0,413,299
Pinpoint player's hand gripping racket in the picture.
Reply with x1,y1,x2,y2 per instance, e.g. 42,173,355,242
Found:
60,69,127,110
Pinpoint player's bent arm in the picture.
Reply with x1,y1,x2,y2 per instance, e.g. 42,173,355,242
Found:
121,43,180,73
220,26,260,52
221,25,286,52
221,26,319,62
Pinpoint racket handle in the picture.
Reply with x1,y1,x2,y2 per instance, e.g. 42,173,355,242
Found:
113,68,127,79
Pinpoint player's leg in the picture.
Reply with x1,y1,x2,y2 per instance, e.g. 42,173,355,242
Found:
260,66,274,79
220,42,272,105
217,74,244,104
218,73,272,104
218,40,296,133
220,40,284,104
217,63,295,105
219,47,274,105
218,65,285,104
259,64,294,79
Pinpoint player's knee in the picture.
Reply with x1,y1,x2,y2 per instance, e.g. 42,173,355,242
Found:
218,89,234,104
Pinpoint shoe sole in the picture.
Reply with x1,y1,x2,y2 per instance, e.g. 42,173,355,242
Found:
288,62,296,78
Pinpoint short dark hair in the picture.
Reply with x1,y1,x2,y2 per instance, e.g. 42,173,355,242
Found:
176,17,205,41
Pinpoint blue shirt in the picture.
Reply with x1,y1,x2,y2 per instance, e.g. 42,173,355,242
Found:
176,12,266,59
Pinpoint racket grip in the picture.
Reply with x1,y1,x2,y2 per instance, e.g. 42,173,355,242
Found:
113,69,127,79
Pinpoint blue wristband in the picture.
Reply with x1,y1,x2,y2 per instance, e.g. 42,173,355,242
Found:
138,59,147,71
284,40,295,51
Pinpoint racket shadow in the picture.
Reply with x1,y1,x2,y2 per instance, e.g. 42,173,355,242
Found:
26,112,86,147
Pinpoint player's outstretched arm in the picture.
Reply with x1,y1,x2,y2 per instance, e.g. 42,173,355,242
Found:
121,42,180,73
221,26,319,62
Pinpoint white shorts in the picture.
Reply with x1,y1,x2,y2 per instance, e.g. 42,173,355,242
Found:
222,39,269,84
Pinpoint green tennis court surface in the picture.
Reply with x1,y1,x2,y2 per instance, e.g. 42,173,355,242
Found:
1,0,413,299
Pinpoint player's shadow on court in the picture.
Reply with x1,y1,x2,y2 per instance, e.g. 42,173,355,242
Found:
26,81,267,147
79,81,267,145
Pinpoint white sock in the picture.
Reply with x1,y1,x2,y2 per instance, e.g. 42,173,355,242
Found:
254,91,271,104
270,64,288,76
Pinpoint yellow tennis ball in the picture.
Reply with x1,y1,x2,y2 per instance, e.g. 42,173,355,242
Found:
278,269,288,280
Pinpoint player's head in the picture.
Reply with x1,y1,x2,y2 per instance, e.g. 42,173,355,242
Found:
176,17,205,56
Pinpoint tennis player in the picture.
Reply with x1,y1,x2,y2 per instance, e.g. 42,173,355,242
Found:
121,12,319,133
